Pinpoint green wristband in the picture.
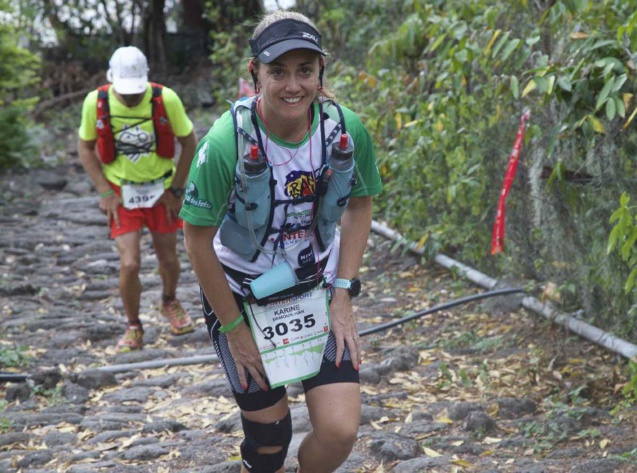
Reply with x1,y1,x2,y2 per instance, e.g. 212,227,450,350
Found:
219,314,244,334
99,189,114,198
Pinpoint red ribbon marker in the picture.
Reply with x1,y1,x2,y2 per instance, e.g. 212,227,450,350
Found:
491,110,531,255
238,77,256,99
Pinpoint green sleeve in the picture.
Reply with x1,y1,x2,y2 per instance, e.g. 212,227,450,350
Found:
179,110,237,227
341,105,383,197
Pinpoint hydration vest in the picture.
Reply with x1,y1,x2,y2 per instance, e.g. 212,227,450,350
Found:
95,83,175,164
219,96,353,265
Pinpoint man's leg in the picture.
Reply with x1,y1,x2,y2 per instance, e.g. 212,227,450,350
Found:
114,231,144,351
152,231,194,334
297,383,361,473
151,231,179,298
115,231,143,324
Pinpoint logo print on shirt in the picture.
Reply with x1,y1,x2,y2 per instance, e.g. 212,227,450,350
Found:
197,142,209,167
116,124,153,162
184,182,212,209
285,170,315,199
270,229,309,243
298,245,315,267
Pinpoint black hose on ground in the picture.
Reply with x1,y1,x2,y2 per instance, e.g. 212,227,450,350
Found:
4,287,526,379
359,287,525,337
0,373,29,383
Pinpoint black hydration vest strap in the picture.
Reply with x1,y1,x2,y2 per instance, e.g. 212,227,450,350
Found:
250,99,268,158
98,88,110,111
222,257,330,306
237,127,258,146
322,100,345,149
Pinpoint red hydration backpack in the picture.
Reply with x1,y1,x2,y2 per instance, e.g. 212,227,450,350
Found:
96,83,175,164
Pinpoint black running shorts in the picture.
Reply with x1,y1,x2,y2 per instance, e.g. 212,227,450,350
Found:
200,289,360,412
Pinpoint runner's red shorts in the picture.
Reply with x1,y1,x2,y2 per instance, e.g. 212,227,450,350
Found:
109,185,182,238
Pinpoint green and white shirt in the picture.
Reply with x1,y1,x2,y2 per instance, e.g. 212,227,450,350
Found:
180,98,382,292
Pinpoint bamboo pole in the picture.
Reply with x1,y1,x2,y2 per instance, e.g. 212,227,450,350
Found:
523,297,637,359
370,220,637,360
370,221,499,289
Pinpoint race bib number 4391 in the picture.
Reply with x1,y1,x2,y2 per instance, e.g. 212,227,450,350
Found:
121,179,164,209
245,287,330,388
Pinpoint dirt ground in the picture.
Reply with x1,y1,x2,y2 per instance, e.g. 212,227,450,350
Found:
1,128,637,472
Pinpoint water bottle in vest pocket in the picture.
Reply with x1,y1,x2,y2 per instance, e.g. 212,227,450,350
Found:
316,134,355,250
219,144,271,260
234,144,271,229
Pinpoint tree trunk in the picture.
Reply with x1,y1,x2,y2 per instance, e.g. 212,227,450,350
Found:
181,0,207,31
215,0,263,32
143,0,168,74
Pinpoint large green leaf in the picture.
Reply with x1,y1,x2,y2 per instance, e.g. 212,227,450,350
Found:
595,77,615,111
510,75,519,99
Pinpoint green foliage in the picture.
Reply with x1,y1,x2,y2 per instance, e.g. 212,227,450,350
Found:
356,0,530,265
0,0,40,169
302,0,637,340
296,0,406,67
0,15,39,98
505,2,637,335
207,24,253,105
520,1,636,139
608,193,637,293
436,361,454,390
620,447,637,463
0,416,11,434
0,105,38,170
0,345,31,368
204,2,254,106
622,357,637,403
32,384,64,406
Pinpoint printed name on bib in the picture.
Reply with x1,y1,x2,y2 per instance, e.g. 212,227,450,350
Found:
245,286,330,388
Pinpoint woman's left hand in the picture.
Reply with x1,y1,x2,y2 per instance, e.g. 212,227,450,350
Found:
330,289,361,370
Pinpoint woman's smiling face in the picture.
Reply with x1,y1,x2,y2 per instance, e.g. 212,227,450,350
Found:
256,49,321,140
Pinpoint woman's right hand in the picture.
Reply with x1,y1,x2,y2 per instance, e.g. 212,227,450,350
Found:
225,322,269,391
181,223,269,390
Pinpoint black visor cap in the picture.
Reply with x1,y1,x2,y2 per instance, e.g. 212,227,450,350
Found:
250,19,324,64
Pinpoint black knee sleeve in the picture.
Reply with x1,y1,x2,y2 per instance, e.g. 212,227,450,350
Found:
240,410,292,473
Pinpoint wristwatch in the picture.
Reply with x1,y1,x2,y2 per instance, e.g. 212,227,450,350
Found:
333,278,361,297
169,186,185,198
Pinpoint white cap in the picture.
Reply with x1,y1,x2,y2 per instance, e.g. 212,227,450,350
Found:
106,46,148,94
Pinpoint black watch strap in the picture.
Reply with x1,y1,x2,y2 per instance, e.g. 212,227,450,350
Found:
169,186,185,198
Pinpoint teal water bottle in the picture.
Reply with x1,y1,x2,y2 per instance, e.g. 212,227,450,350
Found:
234,144,270,229
220,144,271,260
317,134,355,249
